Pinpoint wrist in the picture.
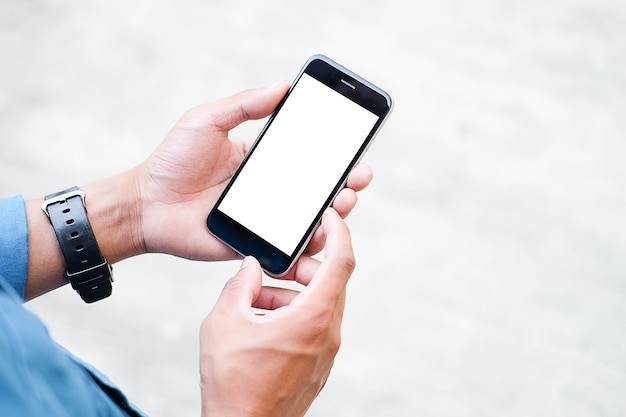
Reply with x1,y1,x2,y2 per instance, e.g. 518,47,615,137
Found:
81,167,145,264
24,169,144,300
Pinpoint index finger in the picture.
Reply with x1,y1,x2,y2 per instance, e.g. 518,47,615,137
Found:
296,209,355,305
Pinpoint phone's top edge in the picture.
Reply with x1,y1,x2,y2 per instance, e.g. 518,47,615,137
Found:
304,54,393,110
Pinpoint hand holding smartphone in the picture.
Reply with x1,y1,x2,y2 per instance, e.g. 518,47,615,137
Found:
207,55,393,276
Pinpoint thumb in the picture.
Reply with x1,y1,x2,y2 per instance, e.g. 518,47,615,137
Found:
215,257,263,312
209,82,289,131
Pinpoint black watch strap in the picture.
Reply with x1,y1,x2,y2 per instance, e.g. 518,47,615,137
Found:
41,186,113,303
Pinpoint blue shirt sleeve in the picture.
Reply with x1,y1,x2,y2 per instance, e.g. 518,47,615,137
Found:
0,195,29,299
0,196,147,416
0,276,147,416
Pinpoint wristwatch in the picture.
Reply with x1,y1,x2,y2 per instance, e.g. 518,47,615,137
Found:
41,187,113,303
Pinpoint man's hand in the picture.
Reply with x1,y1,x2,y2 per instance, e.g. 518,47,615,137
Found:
24,83,372,299
199,208,354,417
135,82,372,261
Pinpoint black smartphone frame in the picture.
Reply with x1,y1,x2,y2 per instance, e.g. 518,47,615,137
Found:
207,54,393,276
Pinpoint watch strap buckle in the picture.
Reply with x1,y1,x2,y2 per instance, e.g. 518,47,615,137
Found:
41,188,86,218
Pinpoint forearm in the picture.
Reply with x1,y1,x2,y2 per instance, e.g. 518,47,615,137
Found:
24,168,144,300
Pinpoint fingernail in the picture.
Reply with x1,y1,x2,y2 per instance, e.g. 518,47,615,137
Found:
240,256,251,270
267,80,288,89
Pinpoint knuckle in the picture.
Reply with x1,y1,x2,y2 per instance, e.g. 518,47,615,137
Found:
329,330,342,356
335,251,356,276
303,309,342,354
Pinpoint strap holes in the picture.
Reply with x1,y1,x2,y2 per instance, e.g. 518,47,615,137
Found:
63,208,70,214
76,244,84,252
66,219,75,225
80,258,88,264
70,231,79,238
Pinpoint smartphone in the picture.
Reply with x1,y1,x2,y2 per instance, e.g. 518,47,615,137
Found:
206,54,393,276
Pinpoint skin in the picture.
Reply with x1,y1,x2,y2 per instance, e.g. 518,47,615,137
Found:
21,82,373,416
200,209,355,417
23,82,372,299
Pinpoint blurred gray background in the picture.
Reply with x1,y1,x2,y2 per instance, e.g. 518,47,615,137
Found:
2,0,626,416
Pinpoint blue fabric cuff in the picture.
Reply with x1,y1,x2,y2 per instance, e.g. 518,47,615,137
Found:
0,195,29,299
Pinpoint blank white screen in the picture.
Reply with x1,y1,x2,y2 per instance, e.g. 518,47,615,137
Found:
218,73,378,255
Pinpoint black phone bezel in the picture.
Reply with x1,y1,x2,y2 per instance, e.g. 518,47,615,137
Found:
206,54,392,276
